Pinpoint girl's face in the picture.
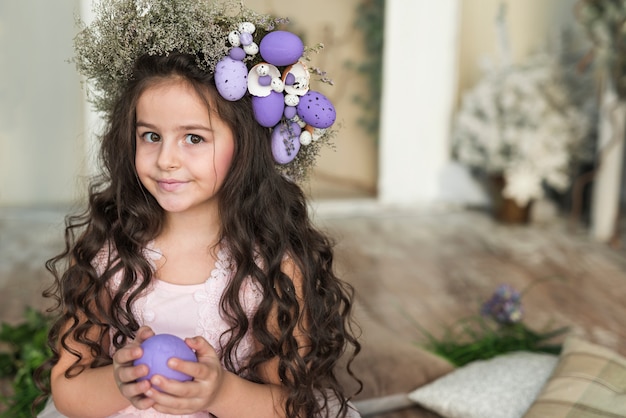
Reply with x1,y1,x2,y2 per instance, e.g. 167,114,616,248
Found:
134,78,235,217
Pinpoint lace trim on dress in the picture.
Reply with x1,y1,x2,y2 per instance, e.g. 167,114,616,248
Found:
107,406,210,418
192,244,264,367
134,241,162,325
98,242,264,418
193,245,232,348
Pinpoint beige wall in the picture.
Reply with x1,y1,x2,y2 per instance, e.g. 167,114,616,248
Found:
0,0,585,207
244,0,379,199
0,0,85,207
457,0,580,105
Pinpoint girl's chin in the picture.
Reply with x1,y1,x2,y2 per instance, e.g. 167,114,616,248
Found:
156,199,217,216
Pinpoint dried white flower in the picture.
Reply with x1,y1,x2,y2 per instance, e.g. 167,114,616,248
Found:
502,164,544,206
72,0,282,116
71,0,335,182
452,54,593,206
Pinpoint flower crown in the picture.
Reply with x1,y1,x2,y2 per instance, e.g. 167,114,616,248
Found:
73,0,338,181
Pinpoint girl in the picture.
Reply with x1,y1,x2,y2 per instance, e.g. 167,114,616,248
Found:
36,1,361,417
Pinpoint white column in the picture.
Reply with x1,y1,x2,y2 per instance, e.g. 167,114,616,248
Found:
591,83,625,242
378,0,460,205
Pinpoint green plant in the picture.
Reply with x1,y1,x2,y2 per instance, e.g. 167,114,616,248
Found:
577,0,626,99
0,308,52,417
409,281,569,367
351,0,385,140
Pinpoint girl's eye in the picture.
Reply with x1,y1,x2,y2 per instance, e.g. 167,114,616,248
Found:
185,134,204,145
143,132,161,143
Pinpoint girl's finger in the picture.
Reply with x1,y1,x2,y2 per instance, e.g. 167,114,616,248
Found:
185,336,217,359
119,378,152,399
135,326,155,342
144,379,200,415
130,395,157,411
114,345,144,365
117,362,150,384
149,375,193,398
166,357,206,380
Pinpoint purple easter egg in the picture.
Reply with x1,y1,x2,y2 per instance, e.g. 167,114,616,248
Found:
252,90,285,127
284,105,297,119
259,31,304,67
271,122,301,164
296,91,336,129
258,75,272,86
134,334,197,389
240,32,253,46
284,73,296,86
229,47,246,61
215,57,248,101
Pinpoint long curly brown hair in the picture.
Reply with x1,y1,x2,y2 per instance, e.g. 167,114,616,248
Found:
37,52,361,417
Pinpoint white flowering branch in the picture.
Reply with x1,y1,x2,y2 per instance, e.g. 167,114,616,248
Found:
452,54,591,206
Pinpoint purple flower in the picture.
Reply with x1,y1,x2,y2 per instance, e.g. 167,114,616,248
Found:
481,284,523,324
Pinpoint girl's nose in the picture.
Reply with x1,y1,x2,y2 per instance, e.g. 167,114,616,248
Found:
157,140,180,170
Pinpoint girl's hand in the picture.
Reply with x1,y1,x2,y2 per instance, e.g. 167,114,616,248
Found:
144,336,226,415
112,326,156,410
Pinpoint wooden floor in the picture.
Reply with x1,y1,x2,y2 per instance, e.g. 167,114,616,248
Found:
312,203,626,356
1,204,625,418
1,203,625,351
314,203,626,417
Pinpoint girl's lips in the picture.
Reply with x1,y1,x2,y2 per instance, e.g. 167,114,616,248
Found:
157,180,187,192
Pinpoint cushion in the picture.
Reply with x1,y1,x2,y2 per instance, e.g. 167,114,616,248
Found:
522,337,626,418
407,351,559,418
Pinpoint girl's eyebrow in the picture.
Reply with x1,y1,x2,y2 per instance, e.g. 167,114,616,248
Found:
136,121,213,132
136,121,157,130
180,124,213,132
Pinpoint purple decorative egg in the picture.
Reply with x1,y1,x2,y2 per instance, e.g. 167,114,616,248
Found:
284,73,296,86
259,31,304,67
229,47,246,61
240,32,253,46
134,334,197,389
296,91,336,129
215,57,248,101
271,122,301,164
284,105,297,119
258,75,272,86
252,91,285,127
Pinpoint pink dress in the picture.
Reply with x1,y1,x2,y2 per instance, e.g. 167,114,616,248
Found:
38,243,360,418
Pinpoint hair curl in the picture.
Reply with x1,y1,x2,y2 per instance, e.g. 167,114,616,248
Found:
37,52,361,418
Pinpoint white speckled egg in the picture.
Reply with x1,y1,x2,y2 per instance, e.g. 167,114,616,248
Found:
238,22,256,34
243,42,259,56
300,130,312,146
228,30,241,47
284,94,299,107
271,77,284,93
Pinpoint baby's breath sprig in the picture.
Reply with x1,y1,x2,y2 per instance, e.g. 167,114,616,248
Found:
72,0,281,117
72,0,337,183
276,125,338,181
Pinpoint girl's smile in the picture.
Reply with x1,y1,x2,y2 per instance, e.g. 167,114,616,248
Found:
134,78,235,216
157,179,189,192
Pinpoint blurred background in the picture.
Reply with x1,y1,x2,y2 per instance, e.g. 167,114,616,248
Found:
2,0,626,295
3,0,623,239
3,2,626,414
